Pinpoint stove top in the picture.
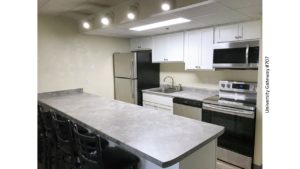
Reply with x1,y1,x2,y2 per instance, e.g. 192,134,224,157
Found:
203,95,256,111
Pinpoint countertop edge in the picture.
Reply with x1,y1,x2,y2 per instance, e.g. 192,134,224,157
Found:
38,88,83,99
142,89,175,98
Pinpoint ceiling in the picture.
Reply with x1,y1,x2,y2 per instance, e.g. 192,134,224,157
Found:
38,0,125,20
38,0,262,38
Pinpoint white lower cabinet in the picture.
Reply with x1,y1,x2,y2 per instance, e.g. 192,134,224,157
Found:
142,93,173,114
184,28,214,70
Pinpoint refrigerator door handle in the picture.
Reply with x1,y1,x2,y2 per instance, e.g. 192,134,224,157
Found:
131,80,134,99
131,60,134,79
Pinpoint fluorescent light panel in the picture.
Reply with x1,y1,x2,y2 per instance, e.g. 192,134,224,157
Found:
130,18,191,31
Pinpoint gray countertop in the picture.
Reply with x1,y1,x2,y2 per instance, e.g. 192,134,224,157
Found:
142,87,218,101
38,89,224,168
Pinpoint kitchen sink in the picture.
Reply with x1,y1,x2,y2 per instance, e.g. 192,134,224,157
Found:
149,88,180,93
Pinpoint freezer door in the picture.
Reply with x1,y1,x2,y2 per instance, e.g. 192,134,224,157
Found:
113,53,137,78
114,78,137,104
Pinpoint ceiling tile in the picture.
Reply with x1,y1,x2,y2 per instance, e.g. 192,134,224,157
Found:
192,9,251,26
215,0,262,9
236,5,262,19
172,2,232,18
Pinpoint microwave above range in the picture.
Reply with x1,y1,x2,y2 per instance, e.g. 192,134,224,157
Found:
213,41,259,69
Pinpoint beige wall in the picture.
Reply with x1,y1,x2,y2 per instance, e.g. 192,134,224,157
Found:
160,63,258,89
38,15,130,98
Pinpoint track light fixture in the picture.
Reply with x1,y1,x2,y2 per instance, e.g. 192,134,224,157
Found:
100,12,114,26
82,21,91,29
127,4,139,20
161,0,175,11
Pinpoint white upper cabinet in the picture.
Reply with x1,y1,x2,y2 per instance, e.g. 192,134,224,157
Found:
130,37,152,51
240,20,261,40
215,20,261,43
184,28,214,70
214,23,240,43
152,32,184,63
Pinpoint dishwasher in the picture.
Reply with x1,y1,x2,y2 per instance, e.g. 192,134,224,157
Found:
173,97,202,121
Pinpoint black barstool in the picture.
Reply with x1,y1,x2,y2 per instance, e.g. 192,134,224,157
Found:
73,123,139,169
39,106,57,169
51,113,76,169
38,105,44,165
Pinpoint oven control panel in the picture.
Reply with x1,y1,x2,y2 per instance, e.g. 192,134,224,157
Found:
219,81,257,93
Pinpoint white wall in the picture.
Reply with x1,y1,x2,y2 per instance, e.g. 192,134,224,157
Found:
160,63,258,89
38,15,130,98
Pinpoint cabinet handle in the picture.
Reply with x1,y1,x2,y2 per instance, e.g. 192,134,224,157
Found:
138,46,141,48
235,36,239,39
239,36,243,39
164,58,168,61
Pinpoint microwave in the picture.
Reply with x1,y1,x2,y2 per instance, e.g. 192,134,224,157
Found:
213,41,259,69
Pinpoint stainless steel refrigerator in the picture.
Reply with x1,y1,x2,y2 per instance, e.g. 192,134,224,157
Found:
113,51,160,105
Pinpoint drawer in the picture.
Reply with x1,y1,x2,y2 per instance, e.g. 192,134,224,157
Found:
143,101,173,114
143,93,173,107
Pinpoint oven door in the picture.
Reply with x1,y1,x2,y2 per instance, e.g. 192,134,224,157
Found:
202,103,256,168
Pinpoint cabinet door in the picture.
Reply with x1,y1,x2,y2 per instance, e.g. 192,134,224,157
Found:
240,20,261,40
214,24,239,43
167,32,184,62
184,30,201,70
200,28,214,70
140,37,153,49
130,38,140,51
130,37,153,51
152,35,168,62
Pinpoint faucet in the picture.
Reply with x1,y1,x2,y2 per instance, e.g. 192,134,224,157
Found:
163,76,174,89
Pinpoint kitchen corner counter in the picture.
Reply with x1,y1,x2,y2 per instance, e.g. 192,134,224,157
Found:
142,87,218,101
38,89,224,168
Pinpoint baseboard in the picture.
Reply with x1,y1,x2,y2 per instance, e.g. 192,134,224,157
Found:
253,164,262,169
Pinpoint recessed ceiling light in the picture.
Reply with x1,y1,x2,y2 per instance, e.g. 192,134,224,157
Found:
127,12,135,20
161,3,171,11
82,21,91,29
101,17,110,25
129,18,191,31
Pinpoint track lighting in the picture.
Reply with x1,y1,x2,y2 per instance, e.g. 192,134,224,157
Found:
101,17,110,25
100,12,114,26
161,3,170,11
82,21,91,29
161,0,175,11
127,4,138,20
127,12,136,20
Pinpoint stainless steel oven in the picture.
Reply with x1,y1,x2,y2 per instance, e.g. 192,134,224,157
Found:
213,41,259,69
202,81,257,169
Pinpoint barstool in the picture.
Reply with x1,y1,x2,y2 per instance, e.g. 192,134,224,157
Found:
51,113,76,169
39,106,57,169
72,123,140,169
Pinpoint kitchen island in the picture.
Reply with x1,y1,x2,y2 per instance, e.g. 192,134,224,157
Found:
38,89,224,169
